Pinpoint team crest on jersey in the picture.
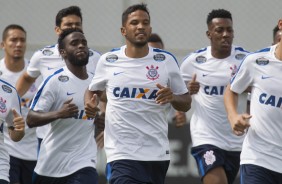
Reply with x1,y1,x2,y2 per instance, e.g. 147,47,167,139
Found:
256,57,269,65
235,53,246,60
58,75,69,82
203,150,216,165
146,65,159,81
0,97,7,113
230,64,238,77
2,85,12,93
106,54,118,62
195,56,207,64
42,49,54,56
153,54,166,62
89,50,94,56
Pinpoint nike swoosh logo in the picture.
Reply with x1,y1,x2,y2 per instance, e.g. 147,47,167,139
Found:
48,67,55,70
113,72,124,76
202,74,209,77
261,76,272,79
67,92,76,95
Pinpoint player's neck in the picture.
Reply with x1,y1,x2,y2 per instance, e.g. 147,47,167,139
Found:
125,43,149,58
211,49,231,59
68,65,88,80
275,43,282,61
4,56,25,72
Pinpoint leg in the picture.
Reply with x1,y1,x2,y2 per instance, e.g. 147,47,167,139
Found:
203,166,228,184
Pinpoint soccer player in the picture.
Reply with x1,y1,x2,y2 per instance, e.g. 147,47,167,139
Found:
148,33,164,49
0,24,39,184
224,19,282,184
0,78,25,184
272,25,282,45
84,3,191,184
16,5,100,147
180,9,249,184
27,28,98,184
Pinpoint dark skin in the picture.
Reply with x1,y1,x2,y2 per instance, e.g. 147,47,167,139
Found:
27,32,89,128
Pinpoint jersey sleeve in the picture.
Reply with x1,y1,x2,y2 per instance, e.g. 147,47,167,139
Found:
30,75,58,112
230,55,254,94
166,56,188,95
26,51,42,78
180,54,195,84
88,56,108,92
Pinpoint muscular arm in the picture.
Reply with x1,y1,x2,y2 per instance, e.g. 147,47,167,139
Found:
26,98,79,128
224,84,251,135
16,72,36,97
171,93,191,112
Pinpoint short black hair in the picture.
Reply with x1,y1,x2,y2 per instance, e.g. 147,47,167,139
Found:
122,3,150,26
56,6,82,27
148,33,164,47
273,25,280,40
2,24,26,41
58,28,84,51
206,9,232,25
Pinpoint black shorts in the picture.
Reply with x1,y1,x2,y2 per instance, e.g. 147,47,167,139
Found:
32,167,98,184
191,144,240,183
0,180,8,184
109,159,170,184
240,164,282,184
9,155,36,184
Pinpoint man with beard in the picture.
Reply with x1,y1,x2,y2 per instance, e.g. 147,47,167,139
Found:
16,6,101,149
179,9,249,184
27,28,98,184
84,3,191,184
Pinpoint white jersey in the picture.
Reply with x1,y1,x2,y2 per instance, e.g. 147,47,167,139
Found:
88,45,188,162
27,44,100,139
180,46,249,151
0,79,21,182
30,66,97,177
230,45,282,173
0,58,39,160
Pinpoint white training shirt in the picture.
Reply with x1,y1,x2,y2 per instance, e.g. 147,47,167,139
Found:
180,46,249,151
0,58,39,160
88,45,188,162
30,66,97,177
230,44,282,173
27,44,100,139
0,79,21,182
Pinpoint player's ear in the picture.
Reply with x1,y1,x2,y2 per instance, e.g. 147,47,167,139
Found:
59,49,66,57
206,30,211,39
278,19,282,30
121,27,126,36
0,42,4,50
55,26,62,36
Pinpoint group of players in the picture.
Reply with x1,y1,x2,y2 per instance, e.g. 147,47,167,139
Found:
0,3,282,184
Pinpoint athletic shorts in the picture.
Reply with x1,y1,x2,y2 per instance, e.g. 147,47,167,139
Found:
9,155,36,184
32,167,98,184
191,144,240,183
240,164,282,184
0,180,8,184
109,159,170,184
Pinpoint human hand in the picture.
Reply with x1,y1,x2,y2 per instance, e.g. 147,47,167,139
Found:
85,94,100,118
59,98,79,119
188,74,200,95
155,83,173,105
12,109,25,132
229,113,251,136
174,111,186,127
